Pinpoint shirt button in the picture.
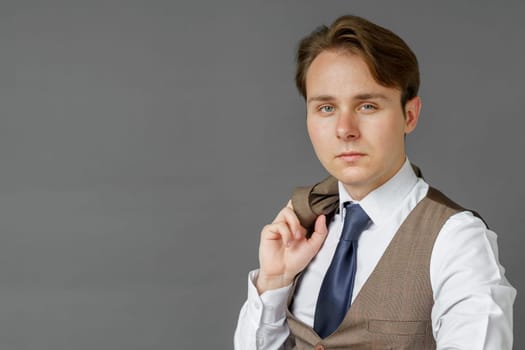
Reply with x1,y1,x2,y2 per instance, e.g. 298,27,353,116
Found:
314,344,325,350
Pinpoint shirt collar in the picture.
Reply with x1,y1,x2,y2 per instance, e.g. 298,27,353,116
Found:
337,159,418,226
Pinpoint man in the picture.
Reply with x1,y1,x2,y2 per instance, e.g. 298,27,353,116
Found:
234,15,515,349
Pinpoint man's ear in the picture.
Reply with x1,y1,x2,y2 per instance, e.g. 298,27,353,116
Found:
404,96,421,134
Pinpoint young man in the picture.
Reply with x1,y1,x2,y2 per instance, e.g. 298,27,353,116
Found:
234,15,515,349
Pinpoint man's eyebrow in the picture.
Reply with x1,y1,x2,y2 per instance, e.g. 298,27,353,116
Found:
354,93,388,100
307,95,335,105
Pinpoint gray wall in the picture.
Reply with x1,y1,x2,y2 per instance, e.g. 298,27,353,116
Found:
3,0,523,348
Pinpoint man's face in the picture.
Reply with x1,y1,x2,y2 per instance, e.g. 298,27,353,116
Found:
305,50,420,200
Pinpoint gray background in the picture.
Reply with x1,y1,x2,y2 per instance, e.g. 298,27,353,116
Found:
3,0,523,348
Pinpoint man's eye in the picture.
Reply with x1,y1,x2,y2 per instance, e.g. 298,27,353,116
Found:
359,103,376,111
319,105,335,113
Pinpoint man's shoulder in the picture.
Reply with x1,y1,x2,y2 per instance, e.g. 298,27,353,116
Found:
424,186,488,228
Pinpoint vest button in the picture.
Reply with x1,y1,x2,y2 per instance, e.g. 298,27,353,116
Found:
314,344,325,350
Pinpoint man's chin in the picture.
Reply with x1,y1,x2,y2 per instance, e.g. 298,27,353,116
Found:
331,167,369,185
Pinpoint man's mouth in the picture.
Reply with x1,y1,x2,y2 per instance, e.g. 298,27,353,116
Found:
336,152,366,161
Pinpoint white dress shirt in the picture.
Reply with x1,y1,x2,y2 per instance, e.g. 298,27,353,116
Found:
234,160,516,350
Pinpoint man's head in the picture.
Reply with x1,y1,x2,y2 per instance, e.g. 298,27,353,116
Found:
297,15,422,200
295,15,419,108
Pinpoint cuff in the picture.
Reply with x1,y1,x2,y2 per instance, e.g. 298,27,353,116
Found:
247,269,293,324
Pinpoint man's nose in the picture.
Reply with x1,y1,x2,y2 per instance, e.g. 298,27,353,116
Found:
336,110,360,140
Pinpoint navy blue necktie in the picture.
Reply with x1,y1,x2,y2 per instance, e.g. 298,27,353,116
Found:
313,202,371,338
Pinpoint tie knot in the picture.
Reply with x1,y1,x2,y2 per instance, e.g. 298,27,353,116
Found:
341,203,370,241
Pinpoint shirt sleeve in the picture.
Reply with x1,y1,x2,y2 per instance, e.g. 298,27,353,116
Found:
234,269,293,350
430,211,516,350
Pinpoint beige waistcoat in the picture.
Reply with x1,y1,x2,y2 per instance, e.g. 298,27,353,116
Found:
286,187,468,350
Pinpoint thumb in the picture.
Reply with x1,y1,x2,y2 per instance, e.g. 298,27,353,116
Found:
308,214,328,249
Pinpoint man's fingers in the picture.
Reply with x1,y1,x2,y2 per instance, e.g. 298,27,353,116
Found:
273,206,306,240
262,222,294,247
309,214,328,249
314,214,328,235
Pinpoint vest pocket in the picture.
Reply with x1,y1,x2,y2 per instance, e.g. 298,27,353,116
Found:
368,319,428,335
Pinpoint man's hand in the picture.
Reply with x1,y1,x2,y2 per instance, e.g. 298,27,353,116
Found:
256,201,328,294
